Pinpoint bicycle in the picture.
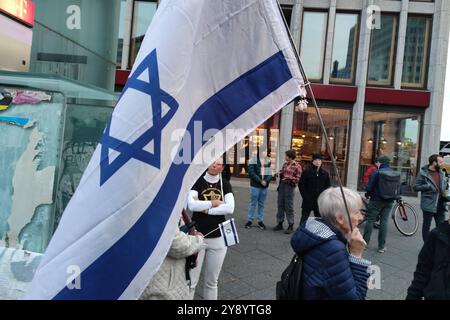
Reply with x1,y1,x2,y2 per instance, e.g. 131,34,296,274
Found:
358,196,419,236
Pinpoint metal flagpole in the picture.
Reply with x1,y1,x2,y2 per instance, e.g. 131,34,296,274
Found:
275,1,353,232
220,171,224,200
203,226,221,238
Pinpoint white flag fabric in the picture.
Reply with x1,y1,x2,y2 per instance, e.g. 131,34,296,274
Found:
25,0,306,300
219,218,239,247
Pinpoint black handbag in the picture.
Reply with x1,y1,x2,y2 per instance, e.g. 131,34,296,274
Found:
276,254,304,300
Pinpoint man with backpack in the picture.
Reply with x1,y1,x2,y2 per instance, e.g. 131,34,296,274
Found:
363,155,401,253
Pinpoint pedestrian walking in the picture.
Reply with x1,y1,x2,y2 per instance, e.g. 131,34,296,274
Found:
363,155,401,253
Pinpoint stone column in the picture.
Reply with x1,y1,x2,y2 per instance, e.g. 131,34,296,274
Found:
277,0,303,170
393,0,409,89
120,0,134,70
322,0,337,85
346,0,373,190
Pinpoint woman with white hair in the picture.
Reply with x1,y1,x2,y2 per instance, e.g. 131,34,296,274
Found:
291,187,371,300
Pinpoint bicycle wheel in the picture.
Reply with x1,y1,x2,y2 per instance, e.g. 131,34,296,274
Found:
392,202,419,236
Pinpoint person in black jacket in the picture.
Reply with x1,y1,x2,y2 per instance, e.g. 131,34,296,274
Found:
298,153,331,226
406,220,450,300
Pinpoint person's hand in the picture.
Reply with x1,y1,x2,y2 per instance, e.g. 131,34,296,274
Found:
261,180,267,187
211,199,223,207
347,228,366,258
195,231,204,238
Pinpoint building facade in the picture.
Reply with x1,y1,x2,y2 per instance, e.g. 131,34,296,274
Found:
30,0,121,91
115,0,450,194
278,0,449,194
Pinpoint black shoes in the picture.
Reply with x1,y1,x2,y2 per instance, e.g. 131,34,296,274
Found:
284,224,294,234
273,223,283,231
245,221,267,230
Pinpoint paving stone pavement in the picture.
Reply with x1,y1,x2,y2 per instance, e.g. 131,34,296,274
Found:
193,178,439,300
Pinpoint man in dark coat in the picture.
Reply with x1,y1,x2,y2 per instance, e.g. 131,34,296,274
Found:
406,220,450,300
298,153,331,226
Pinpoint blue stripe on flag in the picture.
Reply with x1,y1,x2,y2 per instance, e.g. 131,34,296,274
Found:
54,51,293,299
230,219,239,244
220,223,228,247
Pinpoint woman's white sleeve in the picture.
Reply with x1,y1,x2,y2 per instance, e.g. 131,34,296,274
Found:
207,193,235,215
187,190,212,212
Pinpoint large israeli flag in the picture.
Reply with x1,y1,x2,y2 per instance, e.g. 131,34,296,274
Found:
25,0,306,299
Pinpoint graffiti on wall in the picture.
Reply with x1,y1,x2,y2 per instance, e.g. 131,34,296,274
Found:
54,106,112,229
0,87,61,254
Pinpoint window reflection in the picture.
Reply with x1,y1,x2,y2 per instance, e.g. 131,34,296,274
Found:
129,1,158,68
300,11,328,81
368,15,398,86
292,105,351,185
401,15,431,88
227,113,281,177
359,110,422,194
330,13,359,83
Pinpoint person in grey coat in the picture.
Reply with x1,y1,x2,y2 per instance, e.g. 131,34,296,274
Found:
413,154,449,242
140,227,204,300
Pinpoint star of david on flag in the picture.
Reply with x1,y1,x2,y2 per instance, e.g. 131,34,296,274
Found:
99,49,179,185
25,0,306,300
219,219,239,247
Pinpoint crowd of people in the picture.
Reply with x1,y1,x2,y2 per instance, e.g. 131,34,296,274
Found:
140,151,450,301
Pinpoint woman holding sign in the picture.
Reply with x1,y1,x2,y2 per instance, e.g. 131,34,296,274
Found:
187,157,235,300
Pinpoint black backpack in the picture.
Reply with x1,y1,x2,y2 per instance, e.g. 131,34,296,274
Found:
276,254,305,300
377,169,401,200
